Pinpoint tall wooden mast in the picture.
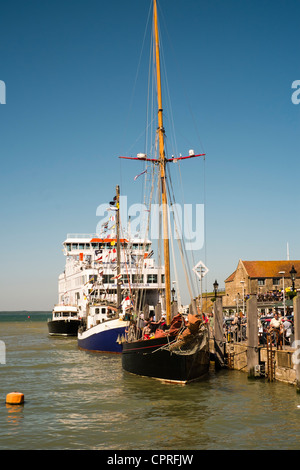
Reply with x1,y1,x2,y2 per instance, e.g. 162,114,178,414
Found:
153,0,171,325
116,184,121,314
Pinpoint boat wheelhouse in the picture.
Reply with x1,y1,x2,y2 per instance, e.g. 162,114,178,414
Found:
48,305,81,336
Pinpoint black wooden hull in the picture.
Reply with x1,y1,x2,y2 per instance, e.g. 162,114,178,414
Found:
48,319,81,336
122,335,210,384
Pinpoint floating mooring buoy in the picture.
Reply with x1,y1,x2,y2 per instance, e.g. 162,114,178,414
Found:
6,392,24,405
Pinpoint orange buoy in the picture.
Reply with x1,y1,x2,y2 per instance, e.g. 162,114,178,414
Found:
6,392,24,405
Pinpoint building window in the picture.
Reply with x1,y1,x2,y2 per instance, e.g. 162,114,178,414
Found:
257,278,265,286
147,274,157,284
273,278,280,286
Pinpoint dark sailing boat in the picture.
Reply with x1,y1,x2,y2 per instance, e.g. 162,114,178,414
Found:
120,0,210,384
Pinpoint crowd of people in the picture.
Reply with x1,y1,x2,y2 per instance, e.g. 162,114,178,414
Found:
222,309,294,347
256,290,284,302
125,312,168,342
258,311,294,347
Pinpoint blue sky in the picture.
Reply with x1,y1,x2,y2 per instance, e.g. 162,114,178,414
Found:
0,0,299,310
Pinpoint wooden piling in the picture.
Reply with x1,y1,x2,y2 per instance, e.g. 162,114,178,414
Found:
213,297,225,368
246,295,259,378
155,303,161,321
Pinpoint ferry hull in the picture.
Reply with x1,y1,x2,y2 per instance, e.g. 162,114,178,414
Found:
78,320,127,353
48,319,81,336
121,336,210,384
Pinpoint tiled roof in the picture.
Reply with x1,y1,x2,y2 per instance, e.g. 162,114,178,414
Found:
225,260,300,282
225,271,236,283
243,261,300,278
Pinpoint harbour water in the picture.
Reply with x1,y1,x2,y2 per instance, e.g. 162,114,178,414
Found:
1,312,300,451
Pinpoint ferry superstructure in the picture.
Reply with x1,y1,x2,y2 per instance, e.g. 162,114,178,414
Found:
58,233,165,320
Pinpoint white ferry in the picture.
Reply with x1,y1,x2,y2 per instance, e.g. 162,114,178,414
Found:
57,232,165,352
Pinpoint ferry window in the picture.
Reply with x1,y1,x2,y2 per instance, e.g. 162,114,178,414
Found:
72,243,78,250
66,244,71,251
95,308,99,314
132,274,143,283
79,243,84,250
85,243,90,250
89,275,97,282
161,274,165,284
147,274,157,284
101,308,106,314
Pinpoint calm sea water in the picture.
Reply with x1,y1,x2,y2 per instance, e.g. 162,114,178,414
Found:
1,311,300,451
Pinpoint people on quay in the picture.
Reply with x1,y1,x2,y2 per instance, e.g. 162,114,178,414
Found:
282,317,293,345
232,313,242,342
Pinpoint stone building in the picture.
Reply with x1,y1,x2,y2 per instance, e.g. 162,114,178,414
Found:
223,259,300,311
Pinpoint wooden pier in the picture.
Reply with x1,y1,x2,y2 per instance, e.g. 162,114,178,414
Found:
210,294,300,390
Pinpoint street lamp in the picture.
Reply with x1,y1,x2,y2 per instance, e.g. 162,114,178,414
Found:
279,271,286,316
240,280,245,316
171,287,175,303
290,265,297,293
213,280,219,298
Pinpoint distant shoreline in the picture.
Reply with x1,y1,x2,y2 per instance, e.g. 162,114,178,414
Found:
0,311,51,314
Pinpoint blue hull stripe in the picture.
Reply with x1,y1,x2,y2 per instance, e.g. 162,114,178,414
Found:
78,326,126,353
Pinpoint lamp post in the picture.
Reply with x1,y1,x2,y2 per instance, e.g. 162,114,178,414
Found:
240,280,245,317
290,265,297,293
279,271,286,316
171,286,175,303
213,280,219,299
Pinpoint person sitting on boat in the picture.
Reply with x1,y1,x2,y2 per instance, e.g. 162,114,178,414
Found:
142,323,152,340
159,314,167,331
148,313,162,334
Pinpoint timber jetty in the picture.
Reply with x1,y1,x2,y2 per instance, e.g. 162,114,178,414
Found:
211,294,300,390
